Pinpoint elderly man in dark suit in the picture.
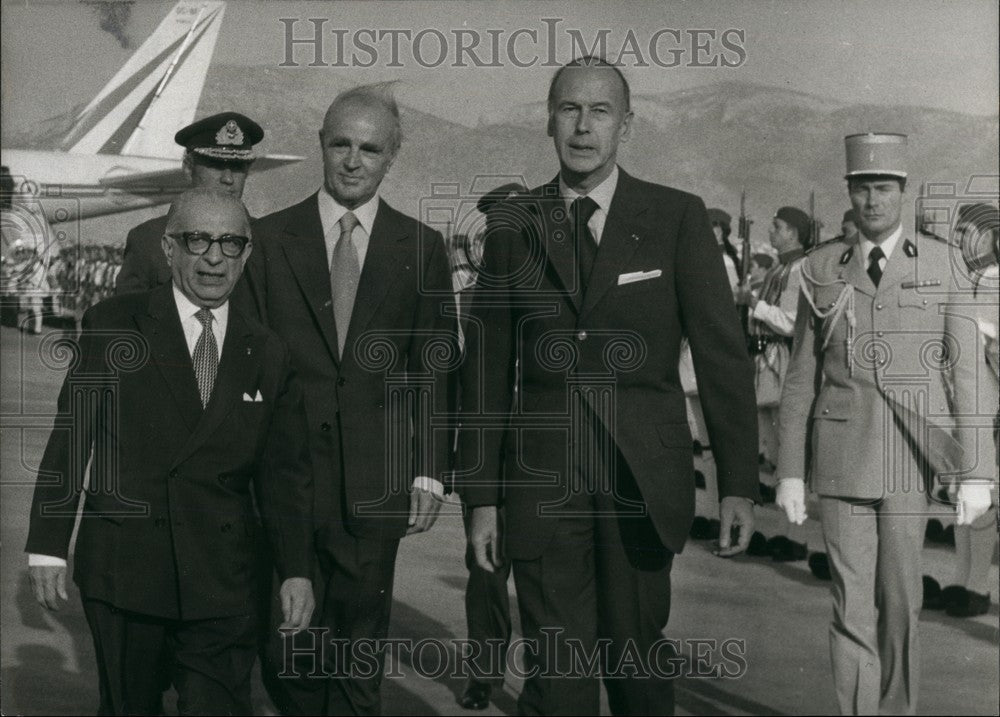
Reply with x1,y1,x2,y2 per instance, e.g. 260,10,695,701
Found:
459,56,758,716
115,112,263,295
26,189,315,715
244,84,456,715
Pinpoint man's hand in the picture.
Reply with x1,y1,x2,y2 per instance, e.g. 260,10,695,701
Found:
776,478,808,525
407,486,445,535
29,565,68,611
279,577,314,635
715,496,754,557
469,505,502,572
956,483,994,526
733,285,757,309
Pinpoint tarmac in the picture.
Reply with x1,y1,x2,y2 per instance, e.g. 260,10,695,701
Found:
1,323,997,715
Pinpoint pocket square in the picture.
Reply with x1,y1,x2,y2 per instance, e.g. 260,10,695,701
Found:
243,391,264,403
618,269,662,286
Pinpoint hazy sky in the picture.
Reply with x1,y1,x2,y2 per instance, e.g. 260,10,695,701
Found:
2,0,997,137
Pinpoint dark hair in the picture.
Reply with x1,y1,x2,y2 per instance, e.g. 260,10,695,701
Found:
547,55,631,113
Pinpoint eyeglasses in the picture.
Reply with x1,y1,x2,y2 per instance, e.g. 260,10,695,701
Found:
168,231,250,258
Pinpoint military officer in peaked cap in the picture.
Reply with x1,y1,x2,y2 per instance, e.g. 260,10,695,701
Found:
776,133,996,714
115,112,264,295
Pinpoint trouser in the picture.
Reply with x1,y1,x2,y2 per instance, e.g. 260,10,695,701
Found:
279,519,400,716
511,480,675,716
819,488,926,716
463,505,513,686
82,597,255,716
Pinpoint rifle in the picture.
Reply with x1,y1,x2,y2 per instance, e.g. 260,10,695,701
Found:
808,191,823,249
738,189,753,333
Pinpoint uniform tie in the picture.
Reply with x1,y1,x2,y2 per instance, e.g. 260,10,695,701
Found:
331,211,361,358
867,245,885,287
193,308,218,408
571,196,600,289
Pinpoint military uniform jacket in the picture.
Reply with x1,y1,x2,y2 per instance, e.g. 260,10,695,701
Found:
777,231,995,498
25,284,314,620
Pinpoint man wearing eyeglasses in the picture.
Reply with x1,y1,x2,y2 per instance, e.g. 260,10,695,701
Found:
26,188,316,715
115,112,262,296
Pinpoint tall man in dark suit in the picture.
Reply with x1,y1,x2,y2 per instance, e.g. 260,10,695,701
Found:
115,112,263,295
26,189,315,715
459,56,759,716
245,84,455,715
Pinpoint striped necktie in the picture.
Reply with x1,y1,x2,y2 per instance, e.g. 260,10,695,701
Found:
193,308,218,408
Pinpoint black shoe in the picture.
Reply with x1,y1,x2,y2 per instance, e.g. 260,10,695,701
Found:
460,680,492,710
925,518,945,543
922,575,945,610
694,470,706,489
946,589,991,618
808,552,831,581
746,531,768,556
941,584,967,610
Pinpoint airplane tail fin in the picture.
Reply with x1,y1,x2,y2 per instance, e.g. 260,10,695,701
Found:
59,1,226,159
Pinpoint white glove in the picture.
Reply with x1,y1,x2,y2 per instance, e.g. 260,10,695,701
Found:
956,483,994,526
776,478,807,525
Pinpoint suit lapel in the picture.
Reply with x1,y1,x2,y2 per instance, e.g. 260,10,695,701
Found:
172,309,259,468
879,235,916,293
278,193,341,364
580,172,647,318
136,285,202,433
839,236,876,298
536,179,582,313
344,200,409,350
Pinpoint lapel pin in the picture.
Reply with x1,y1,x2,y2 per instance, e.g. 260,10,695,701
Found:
246,347,252,356
631,234,640,242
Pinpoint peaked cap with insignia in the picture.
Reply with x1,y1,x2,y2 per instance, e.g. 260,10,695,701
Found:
174,112,264,161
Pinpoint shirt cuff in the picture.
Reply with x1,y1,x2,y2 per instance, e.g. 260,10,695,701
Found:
29,554,67,568
412,476,445,497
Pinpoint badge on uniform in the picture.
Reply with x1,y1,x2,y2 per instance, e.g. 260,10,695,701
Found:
901,279,941,289
839,247,854,265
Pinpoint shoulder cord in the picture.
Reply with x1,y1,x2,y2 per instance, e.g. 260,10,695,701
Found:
799,259,856,377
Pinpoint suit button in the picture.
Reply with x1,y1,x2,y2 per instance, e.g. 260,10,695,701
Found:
576,331,588,341
321,421,331,432
877,358,885,365
877,331,884,337
822,408,830,415
337,377,346,387
875,303,883,310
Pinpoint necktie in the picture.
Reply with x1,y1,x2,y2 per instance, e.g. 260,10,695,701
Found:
331,211,361,358
867,245,885,287
193,308,218,408
571,196,600,289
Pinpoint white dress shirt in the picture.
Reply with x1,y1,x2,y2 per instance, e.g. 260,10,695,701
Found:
559,165,619,245
318,186,378,270
29,287,230,568
316,188,444,498
860,223,903,275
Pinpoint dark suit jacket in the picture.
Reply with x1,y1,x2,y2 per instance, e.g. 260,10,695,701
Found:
245,192,456,539
25,284,314,620
458,169,759,557
116,215,171,295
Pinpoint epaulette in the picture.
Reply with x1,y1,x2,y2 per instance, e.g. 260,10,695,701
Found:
918,230,960,249
805,235,848,255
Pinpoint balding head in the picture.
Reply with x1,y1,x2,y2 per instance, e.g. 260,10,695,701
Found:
162,189,253,308
319,84,402,209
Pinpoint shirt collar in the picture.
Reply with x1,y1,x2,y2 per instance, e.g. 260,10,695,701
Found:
318,186,380,236
860,222,903,261
559,165,619,215
172,283,229,325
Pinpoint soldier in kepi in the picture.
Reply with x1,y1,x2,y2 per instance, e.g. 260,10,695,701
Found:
775,132,996,715
735,206,811,473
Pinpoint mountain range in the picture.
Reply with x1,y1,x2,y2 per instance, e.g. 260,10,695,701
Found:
4,65,997,246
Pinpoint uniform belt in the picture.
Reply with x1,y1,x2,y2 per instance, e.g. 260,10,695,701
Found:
747,335,793,355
